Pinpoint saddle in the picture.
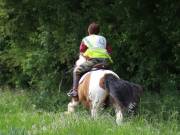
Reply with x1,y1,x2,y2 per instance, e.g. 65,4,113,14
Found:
91,62,110,71
79,62,110,84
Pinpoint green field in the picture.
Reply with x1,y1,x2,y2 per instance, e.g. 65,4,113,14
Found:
0,89,179,135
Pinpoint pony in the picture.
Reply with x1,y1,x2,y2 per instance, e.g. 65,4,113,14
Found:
66,54,143,125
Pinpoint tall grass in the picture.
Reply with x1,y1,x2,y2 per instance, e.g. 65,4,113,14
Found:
0,89,179,135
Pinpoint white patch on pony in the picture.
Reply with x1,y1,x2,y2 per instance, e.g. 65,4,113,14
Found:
79,69,119,84
87,70,120,118
79,69,119,104
89,70,119,92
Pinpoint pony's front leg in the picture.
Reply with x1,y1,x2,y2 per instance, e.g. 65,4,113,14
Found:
67,98,79,113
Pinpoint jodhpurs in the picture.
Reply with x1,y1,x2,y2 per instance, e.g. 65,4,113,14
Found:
72,58,110,89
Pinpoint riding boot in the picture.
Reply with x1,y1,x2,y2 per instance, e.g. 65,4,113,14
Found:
67,73,81,97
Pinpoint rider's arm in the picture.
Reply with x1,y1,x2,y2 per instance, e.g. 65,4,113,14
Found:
106,43,112,54
80,40,112,54
79,42,88,53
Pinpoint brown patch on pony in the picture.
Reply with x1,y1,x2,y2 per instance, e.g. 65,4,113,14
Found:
78,73,91,109
99,75,105,89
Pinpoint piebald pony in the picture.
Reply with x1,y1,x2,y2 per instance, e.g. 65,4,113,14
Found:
67,55,143,125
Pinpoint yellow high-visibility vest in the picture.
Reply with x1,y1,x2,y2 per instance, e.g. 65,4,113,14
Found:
83,35,113,63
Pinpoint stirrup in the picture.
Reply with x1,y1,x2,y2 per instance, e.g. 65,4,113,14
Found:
67,89,78,97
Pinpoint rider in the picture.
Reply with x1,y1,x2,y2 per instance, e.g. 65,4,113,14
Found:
67,22,113,97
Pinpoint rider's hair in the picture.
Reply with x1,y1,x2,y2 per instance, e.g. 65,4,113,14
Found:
88,22,100,35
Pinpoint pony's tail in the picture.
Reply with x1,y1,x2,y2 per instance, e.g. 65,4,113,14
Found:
104,74,143,114
104,74,124,106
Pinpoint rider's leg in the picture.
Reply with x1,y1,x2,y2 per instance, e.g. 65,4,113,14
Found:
71,68,81,96
67,59,98,97
67,67,81,97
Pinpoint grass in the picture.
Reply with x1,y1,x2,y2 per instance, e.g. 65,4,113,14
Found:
0,89,179,135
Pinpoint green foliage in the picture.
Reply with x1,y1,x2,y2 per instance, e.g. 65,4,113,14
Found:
0,0,179,96
0,89,179,135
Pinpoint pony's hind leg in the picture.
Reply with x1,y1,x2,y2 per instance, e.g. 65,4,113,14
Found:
91,99,103,118
113,102,123,125
67,98,79,113
91,103,99,118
